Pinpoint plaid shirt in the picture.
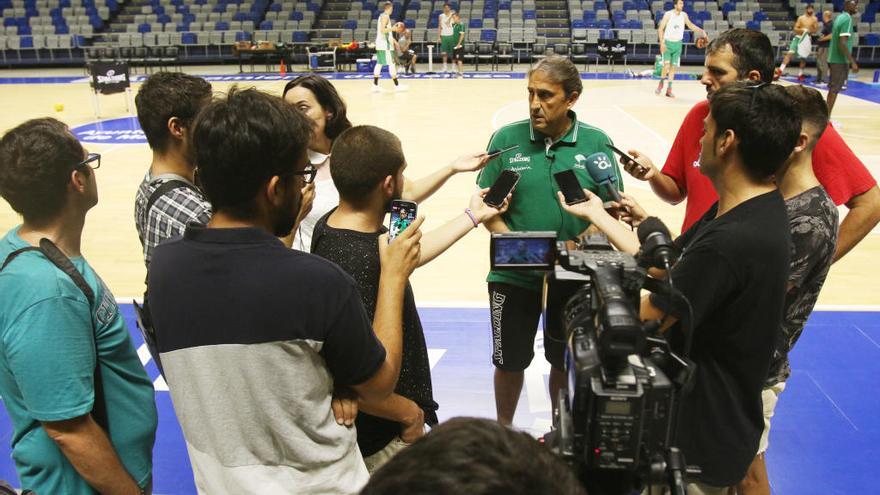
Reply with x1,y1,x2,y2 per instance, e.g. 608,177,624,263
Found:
134,173,212,267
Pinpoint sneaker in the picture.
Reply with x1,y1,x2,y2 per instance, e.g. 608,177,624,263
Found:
371,84,383,93
655,82,664,95
665,88,675,98
394,84,409,92
797,74,806,82
773,68,782,81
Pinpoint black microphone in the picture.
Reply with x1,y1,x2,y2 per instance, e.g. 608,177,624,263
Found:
637,217,678,269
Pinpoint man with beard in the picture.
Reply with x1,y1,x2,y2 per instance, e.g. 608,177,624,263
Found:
311,125,507,473
146,88,423,494
619,29,879,261
476,55,624,426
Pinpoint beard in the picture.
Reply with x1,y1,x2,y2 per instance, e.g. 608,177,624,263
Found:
271,191,300,237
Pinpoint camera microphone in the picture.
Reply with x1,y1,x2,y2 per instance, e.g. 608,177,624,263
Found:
637,217,678,269
584,152,622,203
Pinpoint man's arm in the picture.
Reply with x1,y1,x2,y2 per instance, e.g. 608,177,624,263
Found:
838,30,858,69
619,150,686,204
351,217,424,402
794,17,805,35
359,394,426,443
42,415,141,495
402,152,489,203
835,185,880,262
657,13,669,51
418,188,508,266
456,29,464,47
683,13,705,38
558,190,640,254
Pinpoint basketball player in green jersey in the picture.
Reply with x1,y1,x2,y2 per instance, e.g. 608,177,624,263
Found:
656,0,705,98
373,1,407,92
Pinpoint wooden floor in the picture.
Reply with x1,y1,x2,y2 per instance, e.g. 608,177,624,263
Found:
0,67,878,306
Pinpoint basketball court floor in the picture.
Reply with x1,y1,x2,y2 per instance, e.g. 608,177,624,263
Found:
0,66,878,493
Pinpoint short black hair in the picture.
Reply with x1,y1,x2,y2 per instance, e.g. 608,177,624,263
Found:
709,82,802,180
282,75,353,141
330,125,405,206
135,72,212,153
784,85,829,149
362,417,586,495
707,29,775,83
0,118,84,223
192,86,312,217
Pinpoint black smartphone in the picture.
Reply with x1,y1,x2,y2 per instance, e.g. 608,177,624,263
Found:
606,143,645,172
554,170,588,205
487,144,520,159
388,199,418,242
483,169,521,208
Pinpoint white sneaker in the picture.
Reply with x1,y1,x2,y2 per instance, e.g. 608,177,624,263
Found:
394,84,409,92
371,84,383,93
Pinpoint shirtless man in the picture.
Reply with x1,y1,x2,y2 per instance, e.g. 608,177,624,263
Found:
777,4,820,81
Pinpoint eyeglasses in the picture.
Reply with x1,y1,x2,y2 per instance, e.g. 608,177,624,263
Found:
285,165,317,184
75,153,101,171
747,82,770,112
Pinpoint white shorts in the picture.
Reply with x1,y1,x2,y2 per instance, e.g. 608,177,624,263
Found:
758,381,787,455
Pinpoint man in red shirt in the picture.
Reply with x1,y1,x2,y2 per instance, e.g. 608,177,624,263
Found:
622,29,879,262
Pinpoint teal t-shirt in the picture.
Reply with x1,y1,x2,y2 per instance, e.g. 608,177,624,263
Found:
477,111,623,291
0,227,157,494
828,12,853,64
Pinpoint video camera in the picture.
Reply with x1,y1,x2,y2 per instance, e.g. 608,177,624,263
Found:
490,221,699,495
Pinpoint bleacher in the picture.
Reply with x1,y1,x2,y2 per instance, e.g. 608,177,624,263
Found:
1,0,878,68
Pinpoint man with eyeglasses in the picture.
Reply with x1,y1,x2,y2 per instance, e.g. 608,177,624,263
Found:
558,82,799,494
0,118,157,495
620,28,879,262
146,88,423,494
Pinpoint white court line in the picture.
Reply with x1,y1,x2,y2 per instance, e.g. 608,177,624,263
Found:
491,100,525,131
805,371,859,431
853,325,880,350
611,104,671,147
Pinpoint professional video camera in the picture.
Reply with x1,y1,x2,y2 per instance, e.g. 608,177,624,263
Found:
489,219,699,495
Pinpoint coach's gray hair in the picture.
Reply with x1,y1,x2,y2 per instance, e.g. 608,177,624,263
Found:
528,56,583,98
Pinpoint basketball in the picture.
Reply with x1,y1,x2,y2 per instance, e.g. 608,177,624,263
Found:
394,21,405,33
695,36,708,49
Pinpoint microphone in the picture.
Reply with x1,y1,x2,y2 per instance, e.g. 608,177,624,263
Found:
637,217,678,269
584,152,622,203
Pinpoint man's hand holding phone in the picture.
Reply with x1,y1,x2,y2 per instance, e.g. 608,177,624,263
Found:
379,215,424,284
607,192,649,228
556,188,609,223
617,149,659,181
470,187,511,223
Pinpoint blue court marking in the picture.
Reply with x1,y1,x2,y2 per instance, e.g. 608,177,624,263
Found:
0,307,877,493
72,116,147,144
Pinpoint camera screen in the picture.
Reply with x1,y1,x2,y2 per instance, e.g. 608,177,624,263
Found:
492,236,555,269
603,401,632,416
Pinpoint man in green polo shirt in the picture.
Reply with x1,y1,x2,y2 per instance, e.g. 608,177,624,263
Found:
477,55,623,427
826,0,860,114
452,12,466,77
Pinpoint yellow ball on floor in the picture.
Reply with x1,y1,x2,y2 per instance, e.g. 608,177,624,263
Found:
54,103,64,112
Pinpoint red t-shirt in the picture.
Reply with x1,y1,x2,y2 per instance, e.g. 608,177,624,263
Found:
662,100,877,232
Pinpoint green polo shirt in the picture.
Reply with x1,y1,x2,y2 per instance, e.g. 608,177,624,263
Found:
477,111,623,291
828,12,853,64
453,22,465,47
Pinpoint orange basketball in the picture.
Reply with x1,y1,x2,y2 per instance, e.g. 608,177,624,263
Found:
695,37,708,49
394,22,405,33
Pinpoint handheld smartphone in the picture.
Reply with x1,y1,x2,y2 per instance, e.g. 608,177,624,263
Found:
554,170,588,205
388,199,418,242
487,144,520,159
483,169,521,208
606,143,645,173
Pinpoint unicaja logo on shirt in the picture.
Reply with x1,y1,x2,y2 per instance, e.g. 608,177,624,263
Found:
574,154,587,170
508,153,530,164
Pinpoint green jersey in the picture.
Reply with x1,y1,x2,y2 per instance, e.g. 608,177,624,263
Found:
828,12,853,64
452,22,465,47
477,111,623,291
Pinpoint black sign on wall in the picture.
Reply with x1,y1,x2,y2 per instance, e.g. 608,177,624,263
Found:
597,39,628,62
89,62,131,95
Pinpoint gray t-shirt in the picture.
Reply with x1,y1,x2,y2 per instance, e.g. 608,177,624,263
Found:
766,185,839,386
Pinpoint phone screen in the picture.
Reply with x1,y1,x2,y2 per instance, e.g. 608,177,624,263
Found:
389,200,418,241
484,170,521,208
554,170,588,205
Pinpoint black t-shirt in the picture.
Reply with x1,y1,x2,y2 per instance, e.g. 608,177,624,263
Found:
650,191,790,487
311,209,439,457
818,21,832,47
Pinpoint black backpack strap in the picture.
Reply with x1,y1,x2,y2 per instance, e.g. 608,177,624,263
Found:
0,246,40,272
1,239,107,430
138,179,200,245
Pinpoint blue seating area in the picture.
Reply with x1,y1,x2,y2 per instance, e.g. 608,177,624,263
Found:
1,0,879,67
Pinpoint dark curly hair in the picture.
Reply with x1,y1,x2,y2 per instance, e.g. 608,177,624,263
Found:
282,75,353,141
